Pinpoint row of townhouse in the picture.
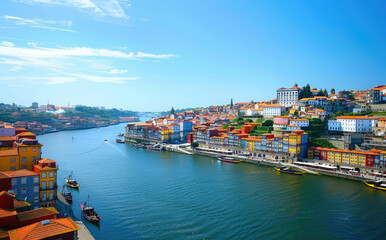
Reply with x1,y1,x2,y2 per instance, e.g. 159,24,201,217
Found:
241,103,285,117
192,123,309,157
307,147,386,168
126,120,193,144
0,123,58,209
273,116,310,131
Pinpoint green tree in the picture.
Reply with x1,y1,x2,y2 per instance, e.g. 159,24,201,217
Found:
191,142,199,149
262,120,273,127
230,99,233,109
299,84,313,99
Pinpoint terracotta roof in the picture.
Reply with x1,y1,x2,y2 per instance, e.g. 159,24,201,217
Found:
0,149,18,157
16,132,36,136
16,207,58,222
337,116,376,120
290,119,309,122
8,217,80,240
0,170,38,178
38,158,56,164
0,136,15,141
0,209,16,218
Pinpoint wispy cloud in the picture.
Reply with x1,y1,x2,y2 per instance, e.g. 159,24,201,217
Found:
139,18,151,22
2,15,75,32
0,41,15,47
1,76,78,84
70,73,139,83
98,69,128,74
19,0,128,19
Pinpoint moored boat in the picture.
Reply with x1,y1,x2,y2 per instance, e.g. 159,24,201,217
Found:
116,138,125,143
364,180,386,191
60,184,73,203
274,166,306,175
147,146,161,151
133,143,146,148
220,157,241,163
65,171,80,188
81,195,100,223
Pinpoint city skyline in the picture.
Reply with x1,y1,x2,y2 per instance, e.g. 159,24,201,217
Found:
0,0,385,111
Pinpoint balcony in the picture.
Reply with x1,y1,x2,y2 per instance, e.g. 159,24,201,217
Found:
40,184,58,191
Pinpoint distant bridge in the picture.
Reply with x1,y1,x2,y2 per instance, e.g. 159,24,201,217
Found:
136,112,162,118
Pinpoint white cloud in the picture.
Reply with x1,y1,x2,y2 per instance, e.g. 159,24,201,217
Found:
19,0,127,18
139,18,151,22
70,73,139,83
10,66,22,71
1,75,78,84
98,69,128,74
2,15,75,32
1,41,15,47
0,43,176,61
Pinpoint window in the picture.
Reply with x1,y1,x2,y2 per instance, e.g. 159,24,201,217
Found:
10,158,15,163
21,188,27,195
22,148,26,152
42,181,46,190
49,172,54,178
34,196,39,202
33,176,39,183
22,157,27,163
49,192,54,200
32,148,36,152
21,177,27,184
11,178,17,185
42,192,47,201
34,186,39,193
32,156,36,162
10,167,15,171
22,165,27,169
49,180,53,189
42,172,46,178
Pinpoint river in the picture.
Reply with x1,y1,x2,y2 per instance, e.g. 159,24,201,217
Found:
37,123,386,240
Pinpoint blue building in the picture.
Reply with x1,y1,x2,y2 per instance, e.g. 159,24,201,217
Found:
9,170,40,209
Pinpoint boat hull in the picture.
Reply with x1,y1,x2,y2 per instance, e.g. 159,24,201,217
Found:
274,167,306,175
364,181,386,191
65,178,80,188
80,204,101,223
220,158,241,163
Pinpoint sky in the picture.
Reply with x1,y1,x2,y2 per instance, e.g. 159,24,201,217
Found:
0,0,385,111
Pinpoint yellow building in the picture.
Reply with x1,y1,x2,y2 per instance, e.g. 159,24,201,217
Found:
0,149,19,171
16,140,42,170
33,158,57,208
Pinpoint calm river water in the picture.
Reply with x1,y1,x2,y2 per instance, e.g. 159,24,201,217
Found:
38,123,386,240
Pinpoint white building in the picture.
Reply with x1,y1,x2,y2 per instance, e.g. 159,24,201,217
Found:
277,83,302,107
245,108,261,116
262,104,284,117
289,119,310,128
328,116,377,133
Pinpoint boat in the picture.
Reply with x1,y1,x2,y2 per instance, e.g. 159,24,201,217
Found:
219,157,241,163
115,138,125,143
274,166,306,175
80,195,100,223
65,171,80,188
60,184,73,203
104,139,108,143
133,143,146,148
118,133,124,137
147,146,161,151
364,180,386,191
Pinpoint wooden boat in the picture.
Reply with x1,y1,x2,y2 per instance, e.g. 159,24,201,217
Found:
115,138,125,143
147,146,161,151
81,195,100,223
219,157,241,163
274,166,306,175
364,180,386,191
60,184,73,203
133,143,146,148
65,171,80,188
118,133,124,137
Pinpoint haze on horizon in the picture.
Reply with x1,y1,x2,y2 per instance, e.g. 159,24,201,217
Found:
0,0,385,111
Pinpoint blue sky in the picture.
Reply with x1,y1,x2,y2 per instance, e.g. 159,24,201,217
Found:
0,0,385,111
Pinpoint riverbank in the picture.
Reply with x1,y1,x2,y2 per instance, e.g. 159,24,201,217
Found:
158,143,376,182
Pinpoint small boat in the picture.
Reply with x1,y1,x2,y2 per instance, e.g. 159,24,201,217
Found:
81,195,100,223
364,180,386,191
60,184,72,203
104,139,108,143
147,146,161,151
116,138,125,143
274,166,306,175
118,133,124,137
133,143,146,148
65,171,80,188
219,157,241,163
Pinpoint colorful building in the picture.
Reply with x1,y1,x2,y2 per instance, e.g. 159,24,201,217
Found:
33,159,57,208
